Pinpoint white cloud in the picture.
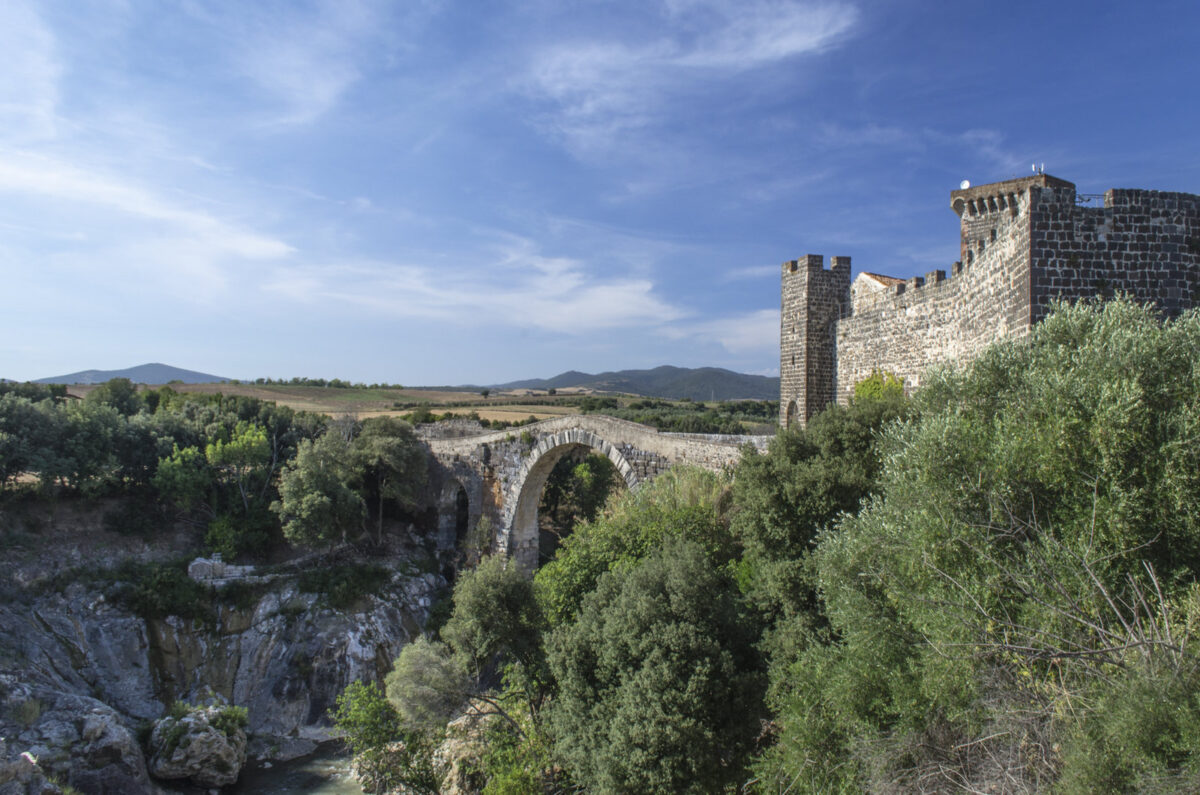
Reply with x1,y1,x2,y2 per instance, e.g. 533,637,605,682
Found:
182,0,388,126
668,0,859,67
0,151,293,261
719,263,779,282
0,1,62,141
665,307,779,354
521,0,858,153
261,236,686,334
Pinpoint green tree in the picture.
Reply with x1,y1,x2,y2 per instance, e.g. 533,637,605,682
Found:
352,417,427,543
47,401,121,492
0,395,51,488
547,539,763,793
442,555,545,685
205,421,270,513
333,680,437,794
535,466,735,628
537,451,622,561
387,556,547,736
385,637,472,734
153,444,211,512
85,377,142,416
731,391,911,625
272,430,364,548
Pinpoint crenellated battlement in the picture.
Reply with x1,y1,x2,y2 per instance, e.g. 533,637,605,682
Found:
781,174,1200,427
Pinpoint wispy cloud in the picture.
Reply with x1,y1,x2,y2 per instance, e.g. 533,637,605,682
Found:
0,0,61,142
0,151,292,260
665,307,779,354
181,0,391,126
262,235,685,334
719,264,779,282
521,0,858,153
665,0,859,67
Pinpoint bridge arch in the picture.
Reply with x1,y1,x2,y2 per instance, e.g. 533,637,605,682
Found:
433,462,484,570
505,429,639,574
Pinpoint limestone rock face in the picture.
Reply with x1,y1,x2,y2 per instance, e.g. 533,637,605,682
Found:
0,683,151,794
0,567,442,789
432,712,497,795
0,737,64,795
147,703,247,788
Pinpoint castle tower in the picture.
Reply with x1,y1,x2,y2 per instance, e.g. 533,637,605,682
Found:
779,174,1199,432
780,254,851,428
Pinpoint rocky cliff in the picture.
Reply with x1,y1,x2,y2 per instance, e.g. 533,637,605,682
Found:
0,566,442,793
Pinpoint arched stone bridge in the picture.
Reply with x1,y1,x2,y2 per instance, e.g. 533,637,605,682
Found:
422,415,771,573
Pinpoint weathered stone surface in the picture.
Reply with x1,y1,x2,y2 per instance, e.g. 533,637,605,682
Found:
431,712,497,795
147,700,246,788
0,681,152,794
781,174,1200,426
425,415,770,573
0,738,64,795
0,568,443,790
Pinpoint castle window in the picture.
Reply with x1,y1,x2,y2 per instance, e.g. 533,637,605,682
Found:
967,250,974,265
990,228,997,242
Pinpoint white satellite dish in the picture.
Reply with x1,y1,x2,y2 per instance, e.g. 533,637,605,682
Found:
959,179,971,190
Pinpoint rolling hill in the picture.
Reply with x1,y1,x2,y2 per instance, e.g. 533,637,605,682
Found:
494,365,778,401
35,363,229,385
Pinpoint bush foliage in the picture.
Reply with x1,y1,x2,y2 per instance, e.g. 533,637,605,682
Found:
760,299,1200,792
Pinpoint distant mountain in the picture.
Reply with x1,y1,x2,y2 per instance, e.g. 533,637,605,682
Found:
495,365,779,401
35,363,229,385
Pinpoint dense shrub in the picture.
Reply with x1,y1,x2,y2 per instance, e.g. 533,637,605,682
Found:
535,466,735,628
547,539,763,793
297,563,392,609
109,560,214,623
759,299,1200,792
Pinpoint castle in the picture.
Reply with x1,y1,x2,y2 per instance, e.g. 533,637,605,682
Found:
780,173,1200,427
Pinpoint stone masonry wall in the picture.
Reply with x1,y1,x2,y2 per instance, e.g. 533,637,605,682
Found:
780,254,851,426
833,177,1045,404
1027,185,1200,321
425,415,771,568
788,174,1200,412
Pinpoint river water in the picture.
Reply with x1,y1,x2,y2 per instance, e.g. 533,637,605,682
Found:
229,744,363,795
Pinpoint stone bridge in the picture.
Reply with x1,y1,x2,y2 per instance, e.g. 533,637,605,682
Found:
422,415,771,573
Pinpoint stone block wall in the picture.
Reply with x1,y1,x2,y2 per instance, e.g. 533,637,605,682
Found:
834,176,1047,404
780,254,851,426
1027,185,1200,320
425,415,765,570
784,174,1200,415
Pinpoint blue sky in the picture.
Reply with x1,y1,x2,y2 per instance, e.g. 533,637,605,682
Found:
1,0,1197,384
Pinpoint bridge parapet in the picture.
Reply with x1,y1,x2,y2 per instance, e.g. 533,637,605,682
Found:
428,414,768,462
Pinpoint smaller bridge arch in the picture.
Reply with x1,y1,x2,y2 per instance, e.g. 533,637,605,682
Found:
504,428,649,573
430,460,484,568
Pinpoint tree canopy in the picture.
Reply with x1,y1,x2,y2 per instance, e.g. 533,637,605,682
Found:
547,538,763,794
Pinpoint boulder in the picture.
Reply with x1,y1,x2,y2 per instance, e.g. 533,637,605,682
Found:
0,684,152,795
147,702,247,788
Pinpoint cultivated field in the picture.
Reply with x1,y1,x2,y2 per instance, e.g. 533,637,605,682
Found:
66,382,588,419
